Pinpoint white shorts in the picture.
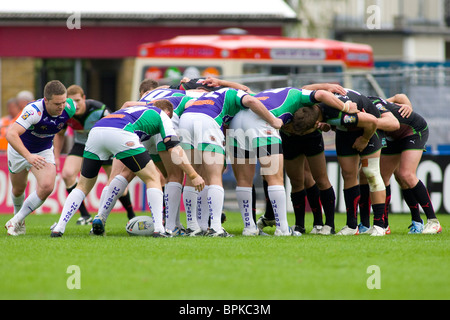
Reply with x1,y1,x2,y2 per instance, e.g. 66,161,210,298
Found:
228,109,281,152
7,144,55,173
83,127,146,161
178,112,225,154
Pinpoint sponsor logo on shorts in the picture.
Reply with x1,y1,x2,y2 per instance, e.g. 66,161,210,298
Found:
126,141,135,147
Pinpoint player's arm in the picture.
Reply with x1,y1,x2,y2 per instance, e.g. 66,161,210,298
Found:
386,93,412,107
352,112,378,152
242,95,283,129
314,90,358,114
377,111,400,132
164,140,205,192
6,122,47,170
202,77,253,93
120,101,148,109
302,83,347,96
386,93,413,118
53,128,66,171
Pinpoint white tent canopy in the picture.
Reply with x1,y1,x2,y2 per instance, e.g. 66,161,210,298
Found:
0,0,297,19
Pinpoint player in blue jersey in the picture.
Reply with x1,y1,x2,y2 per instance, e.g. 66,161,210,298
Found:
229,87,357,236
50,100,205,237
256,83,349,236
60,85,136,225
94,94,199,236
179,87,283,236
5,80,76,236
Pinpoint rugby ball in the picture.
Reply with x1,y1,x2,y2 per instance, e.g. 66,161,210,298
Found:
125,216,154,236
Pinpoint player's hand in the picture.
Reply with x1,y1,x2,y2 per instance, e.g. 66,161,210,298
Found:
317,122,331,132
397,103,412,118
326,84,347,95
270,118,284,130
190,174,205,192
352,136,369,152
202,77,220,87
27,154,47,170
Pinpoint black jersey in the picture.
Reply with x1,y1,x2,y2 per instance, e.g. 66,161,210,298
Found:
319,89,380,131
65,99,111,144
368,96,428,141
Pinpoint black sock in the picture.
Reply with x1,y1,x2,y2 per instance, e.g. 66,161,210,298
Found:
306,184,323,226
263,180,274,220
412,180,437,220
291,190,306,228
119,192,135,219
359,184,371,228
344,185,360,229
67,183,90,219
384,185,391,228
320,187,335,228
372,203,385,228
402,188,422,222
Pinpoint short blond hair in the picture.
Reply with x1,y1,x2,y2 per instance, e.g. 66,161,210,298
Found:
67,85,85,97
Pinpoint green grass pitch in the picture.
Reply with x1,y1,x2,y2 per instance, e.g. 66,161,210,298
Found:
1,212,449,300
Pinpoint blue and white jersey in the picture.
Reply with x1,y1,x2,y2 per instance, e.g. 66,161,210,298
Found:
139,88,186,102
93,105,176,143
15,98,76,153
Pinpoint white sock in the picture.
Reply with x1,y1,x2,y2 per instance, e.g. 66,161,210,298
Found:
54,189,86,233
207,185,224,231
197,186,209,231
98,175,128,221
98,186,109,218
164,182,182,232
147,188,164,233
268,185,289,233
12,191,44,223
183,186,200,230
11,192,25,215
236,186,256,230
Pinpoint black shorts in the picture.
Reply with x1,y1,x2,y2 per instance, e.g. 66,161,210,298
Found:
69,142,113,165
81,151,151,179
335,129,382,157
281,130,324,160
382,129,429,155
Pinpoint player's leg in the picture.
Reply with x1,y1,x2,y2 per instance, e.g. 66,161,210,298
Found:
181,148,203,235
307,153,336,234
102,163,135,220
132,154,168,236
232,155,257,235
228,115,259,235
285,155,307,234
51,158,101,236
96,159,136,223
202,150,228,236
9,169,28,214
260,152,291,236
158,150,185,234
6,169,33,235
8,151,56,235
360,151,386,235
61,143,92,223
380,153,401,232
395,149,441,233
336,155,361,234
